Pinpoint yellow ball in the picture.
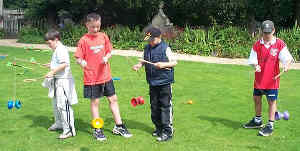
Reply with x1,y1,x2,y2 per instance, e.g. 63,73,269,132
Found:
187,100,193,104
91,118,104,129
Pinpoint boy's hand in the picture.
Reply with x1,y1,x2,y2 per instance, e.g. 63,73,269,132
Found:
76,59,87,68
255,64,261,72
103,56,108,64
154,62,165,69
283,65,289,72
132,63,142,71
45,70,55,78
42,63,50,68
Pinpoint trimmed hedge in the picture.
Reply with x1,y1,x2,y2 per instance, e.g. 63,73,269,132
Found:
17,24,300,60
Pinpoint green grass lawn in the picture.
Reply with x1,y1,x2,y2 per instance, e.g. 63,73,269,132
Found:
0,46,300,151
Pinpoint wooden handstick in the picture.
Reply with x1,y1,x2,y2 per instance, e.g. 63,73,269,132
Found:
138,59,171,70
23,76,45,82
274,71,285,80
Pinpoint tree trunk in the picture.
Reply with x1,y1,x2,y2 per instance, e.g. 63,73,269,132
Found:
295,0,300,27
46,4,57,28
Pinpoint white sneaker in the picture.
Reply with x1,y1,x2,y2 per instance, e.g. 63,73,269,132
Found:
112,125,133,138
57,131,76,139
48,124,62,131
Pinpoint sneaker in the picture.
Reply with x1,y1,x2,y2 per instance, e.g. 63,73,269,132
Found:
57,131,76,139
93,128,107,141
243,118,263,129
258,124,273,136
112,125,133,138
152,129,161,137
156,133,172,142
48,124,63,131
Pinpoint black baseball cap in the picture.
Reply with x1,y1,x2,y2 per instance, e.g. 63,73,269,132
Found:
144,27,161,41
262,20,274,33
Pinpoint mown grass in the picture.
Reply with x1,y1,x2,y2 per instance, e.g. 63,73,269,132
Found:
0,46,300,151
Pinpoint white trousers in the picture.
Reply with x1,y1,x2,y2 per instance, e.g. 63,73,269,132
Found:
52,86,76,135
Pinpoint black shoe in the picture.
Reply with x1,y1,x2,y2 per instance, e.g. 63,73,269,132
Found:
156,133,172,142
258,124,273,136
243,118,263,129
152,129,161,137
93,128,106,141
112,125,133,138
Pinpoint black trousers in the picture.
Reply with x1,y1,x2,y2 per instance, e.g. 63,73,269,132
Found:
149,84,173,135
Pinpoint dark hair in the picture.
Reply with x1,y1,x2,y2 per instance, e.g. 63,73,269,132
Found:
44,29,60,41
86,13,101,23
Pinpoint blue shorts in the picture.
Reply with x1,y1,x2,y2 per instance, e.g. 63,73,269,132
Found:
253,89,278,101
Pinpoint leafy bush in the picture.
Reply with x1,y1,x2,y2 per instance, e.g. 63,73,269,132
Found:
17,25,45,44
277,25,300,61
60,24,86,46
103,25,146,50
0,28,5,39
17,24,300,60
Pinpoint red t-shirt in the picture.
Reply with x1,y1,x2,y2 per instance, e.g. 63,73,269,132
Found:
74,32,112,85
253,38,286,89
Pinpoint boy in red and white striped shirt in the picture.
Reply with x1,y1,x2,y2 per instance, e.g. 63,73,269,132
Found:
243,20,293,136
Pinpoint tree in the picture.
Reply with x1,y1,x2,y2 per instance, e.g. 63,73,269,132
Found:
294,0,300,26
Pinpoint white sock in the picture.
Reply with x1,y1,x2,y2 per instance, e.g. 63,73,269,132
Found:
269,120,274,128
254,116,262,123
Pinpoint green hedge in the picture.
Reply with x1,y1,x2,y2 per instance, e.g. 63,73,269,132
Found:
17,24,300,60
0,28,5,39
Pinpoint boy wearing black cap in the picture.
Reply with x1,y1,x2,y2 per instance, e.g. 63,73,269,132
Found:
244,20,293,136
132,27,177,142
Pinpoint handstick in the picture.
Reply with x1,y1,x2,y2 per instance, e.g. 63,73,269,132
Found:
274,71,285,80
15,58,45,68
138,59,155,65
138,59,171,70
23,76,45,82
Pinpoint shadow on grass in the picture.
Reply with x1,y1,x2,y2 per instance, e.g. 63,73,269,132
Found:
80,147,90,151
198,115,242,129
23,115,91,134
246,145,261,150
105,118,153,135
23,115,52,129
75,118,92,134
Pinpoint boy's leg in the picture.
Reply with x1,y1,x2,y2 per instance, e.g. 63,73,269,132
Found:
259,89,278,136
90,98,100,119
104,80,132,138
84,84,106,141
150,86,162,135
48,97,63,131
243,89,263,128
107,94,122,124
55,86,76,139
253,95,262,117
157,84,173,142
268,100,277,121
58,104,76,139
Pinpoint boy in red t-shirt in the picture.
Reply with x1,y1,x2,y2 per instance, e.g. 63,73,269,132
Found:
244,20,293,136
74,13,132,141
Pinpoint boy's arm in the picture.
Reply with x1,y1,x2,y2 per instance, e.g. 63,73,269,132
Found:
279,47,294,72
132,54,145,71
45,63,67,78
154,47,177,69
248,48,261,72
75,39,89,68
103,34,113,63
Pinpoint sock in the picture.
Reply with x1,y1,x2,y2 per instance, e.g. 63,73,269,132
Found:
268,120,274,128
254,116,262,123
116,124,123,127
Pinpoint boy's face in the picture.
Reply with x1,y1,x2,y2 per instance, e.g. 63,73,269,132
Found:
86,20,101,35
46,39,58,50
262,29,275,40
149,37,161,46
